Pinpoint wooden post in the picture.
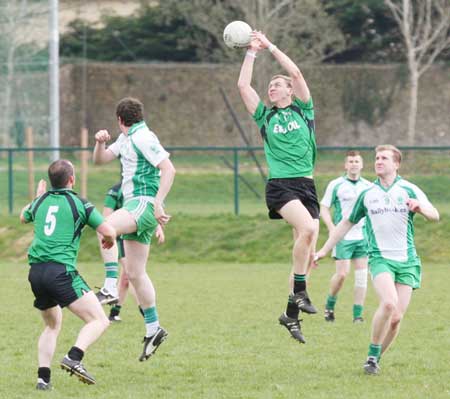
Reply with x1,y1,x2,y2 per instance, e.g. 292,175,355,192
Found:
26,127,35,201
80,127,88,198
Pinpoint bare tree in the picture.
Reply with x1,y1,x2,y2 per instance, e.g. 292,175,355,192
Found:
385,0,450,144
164,0,345,64
163,0,345,144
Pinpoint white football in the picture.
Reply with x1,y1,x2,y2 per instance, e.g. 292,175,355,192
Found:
223,21,252,49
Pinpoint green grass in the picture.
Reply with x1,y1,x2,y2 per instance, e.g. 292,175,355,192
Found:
1,261,449,399
1,211,449,265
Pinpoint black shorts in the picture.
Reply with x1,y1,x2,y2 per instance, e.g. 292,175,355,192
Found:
265,177,320,220
28,262,91,310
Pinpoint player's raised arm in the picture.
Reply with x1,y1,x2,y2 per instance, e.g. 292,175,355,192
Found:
254,31,310,103
237,34,262,115
93,129,117,164
20,179,47,223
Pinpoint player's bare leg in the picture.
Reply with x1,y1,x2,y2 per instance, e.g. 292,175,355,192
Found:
60,292,109,384
381,283,412,355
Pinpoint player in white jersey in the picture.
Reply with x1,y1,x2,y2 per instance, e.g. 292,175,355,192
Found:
320,151,372,323
315,145,439,375
93,97,176,361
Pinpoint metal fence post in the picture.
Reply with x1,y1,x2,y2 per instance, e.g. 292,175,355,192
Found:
233,148,239,216
8,149,13,214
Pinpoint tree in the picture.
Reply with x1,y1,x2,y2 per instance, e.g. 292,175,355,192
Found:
322,0,401,63
384,0,450,144
60,6,213,62
164,0,346,64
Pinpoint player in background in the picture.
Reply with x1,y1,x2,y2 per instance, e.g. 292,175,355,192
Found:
320,151,372,323
96,182,165,322
21,160,115,389
237,31,320,344
93,97,176,361
315,145,439,375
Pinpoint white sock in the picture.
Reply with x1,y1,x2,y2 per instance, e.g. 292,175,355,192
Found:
104,278,118,295
145,321,160,337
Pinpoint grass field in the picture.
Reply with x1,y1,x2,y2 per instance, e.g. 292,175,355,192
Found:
1,149,449,398
1,261,449,399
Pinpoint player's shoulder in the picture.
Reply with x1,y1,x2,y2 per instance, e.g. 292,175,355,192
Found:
107,182,121,195
396,177,424,194
328,176,345,187
360,177,373,185
132,124,160,145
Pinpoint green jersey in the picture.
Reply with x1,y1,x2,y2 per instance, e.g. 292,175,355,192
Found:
253,97,316,179
23,189,104,271
104,182,124,210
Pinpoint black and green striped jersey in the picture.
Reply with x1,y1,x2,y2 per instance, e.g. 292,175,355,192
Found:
253,97,316,179
23,188,104,271
103,182,124,210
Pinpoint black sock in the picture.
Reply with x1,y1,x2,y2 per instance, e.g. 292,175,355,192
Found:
38,367,51,384
110,305,121,317
286,299,300,319
293,274,307,294
68,346,84,362
138,306,144,318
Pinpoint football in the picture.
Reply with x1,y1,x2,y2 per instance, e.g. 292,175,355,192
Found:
223,21,252,49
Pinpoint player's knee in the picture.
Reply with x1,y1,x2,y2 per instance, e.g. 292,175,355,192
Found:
354,268,368,288
391,311,404,328
46,320,62,334
296,223,315,243
381,299,397,314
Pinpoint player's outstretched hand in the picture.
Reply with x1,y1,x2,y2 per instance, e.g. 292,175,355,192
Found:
155,223,165,245
251,31,272,50
36,179,47,197
406,198,420,213
248,31,264,52
95,129,111,143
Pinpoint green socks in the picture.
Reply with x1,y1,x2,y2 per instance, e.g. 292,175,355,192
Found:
105,262,119,278
353,304,363,319
368,343,382,361
325,295,337,310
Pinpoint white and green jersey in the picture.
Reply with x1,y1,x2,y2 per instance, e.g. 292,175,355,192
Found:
321,175,372,240
108,121,169,202
349,176,432,262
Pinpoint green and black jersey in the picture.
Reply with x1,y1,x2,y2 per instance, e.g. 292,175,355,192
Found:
253,97,316,179
23,188,104,271
104,182,124,211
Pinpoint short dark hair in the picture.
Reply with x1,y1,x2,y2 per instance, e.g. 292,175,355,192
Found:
346,150,361,158
116,97,144,127
48,159,74,188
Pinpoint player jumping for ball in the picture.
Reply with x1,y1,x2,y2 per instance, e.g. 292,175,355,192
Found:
237,31,320,343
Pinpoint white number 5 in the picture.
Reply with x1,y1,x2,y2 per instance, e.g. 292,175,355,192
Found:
44,206,59,236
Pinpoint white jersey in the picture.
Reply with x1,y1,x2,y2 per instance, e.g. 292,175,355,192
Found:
349,176,432,262
108,121,169,201
321,175,372,241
